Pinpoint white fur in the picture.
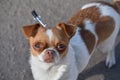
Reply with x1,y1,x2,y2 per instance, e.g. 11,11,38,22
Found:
81,3,101,10
46,29,53,42
30,2,120,80
70,28,91,73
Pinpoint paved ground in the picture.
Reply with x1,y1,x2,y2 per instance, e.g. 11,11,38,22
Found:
0,0,120,80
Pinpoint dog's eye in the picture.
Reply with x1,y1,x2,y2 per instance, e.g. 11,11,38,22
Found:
33,42,43,50
34,43,40,49
57,44,66,51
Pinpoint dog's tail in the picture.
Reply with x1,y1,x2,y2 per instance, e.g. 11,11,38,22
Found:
113,0,120,14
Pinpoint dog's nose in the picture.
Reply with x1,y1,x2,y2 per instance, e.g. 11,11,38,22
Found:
47,50,54,55
44,50,55,63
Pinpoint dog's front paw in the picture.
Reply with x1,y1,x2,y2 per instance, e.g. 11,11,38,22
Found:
58,65,67,72
53,65,67,80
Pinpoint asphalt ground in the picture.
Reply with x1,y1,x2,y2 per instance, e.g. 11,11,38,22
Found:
0,0,120,80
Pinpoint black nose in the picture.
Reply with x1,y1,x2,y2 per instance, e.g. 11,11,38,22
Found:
47,50,55,55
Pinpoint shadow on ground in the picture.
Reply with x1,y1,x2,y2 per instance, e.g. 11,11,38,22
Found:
78,44,120,80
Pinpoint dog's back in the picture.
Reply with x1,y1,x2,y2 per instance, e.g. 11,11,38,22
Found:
69,0,120,72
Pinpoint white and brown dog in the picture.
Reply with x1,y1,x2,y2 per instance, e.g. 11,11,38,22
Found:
22,0,120,80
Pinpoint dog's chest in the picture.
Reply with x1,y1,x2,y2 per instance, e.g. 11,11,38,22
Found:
31,64,58,80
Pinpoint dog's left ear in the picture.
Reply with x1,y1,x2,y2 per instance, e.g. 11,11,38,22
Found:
57,22,76,38
22,23,41,39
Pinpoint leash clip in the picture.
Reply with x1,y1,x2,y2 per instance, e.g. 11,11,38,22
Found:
31,10,46,27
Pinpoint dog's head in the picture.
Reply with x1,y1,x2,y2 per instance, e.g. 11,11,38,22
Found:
22,23,76,64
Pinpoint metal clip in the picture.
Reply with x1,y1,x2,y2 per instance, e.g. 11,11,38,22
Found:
31,10,46,27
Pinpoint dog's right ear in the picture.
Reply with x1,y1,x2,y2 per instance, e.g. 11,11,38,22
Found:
22,23,41,39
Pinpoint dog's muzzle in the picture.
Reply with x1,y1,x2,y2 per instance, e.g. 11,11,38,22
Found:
44,50,55,63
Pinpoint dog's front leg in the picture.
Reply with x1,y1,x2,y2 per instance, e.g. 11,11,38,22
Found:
53,65,68,80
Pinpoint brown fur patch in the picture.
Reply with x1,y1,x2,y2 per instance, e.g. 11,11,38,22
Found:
22,23,41,39
95,16,115,45
80,29,96,53
29,27,49,56
67,6,101,27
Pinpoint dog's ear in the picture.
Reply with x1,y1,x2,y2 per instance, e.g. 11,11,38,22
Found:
57,22,76,38
22,23,41,39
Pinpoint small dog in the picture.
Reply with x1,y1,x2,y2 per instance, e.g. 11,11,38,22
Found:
22,0,120,80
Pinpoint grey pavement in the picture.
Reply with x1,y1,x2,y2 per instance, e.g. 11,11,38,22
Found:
0,0,120,80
